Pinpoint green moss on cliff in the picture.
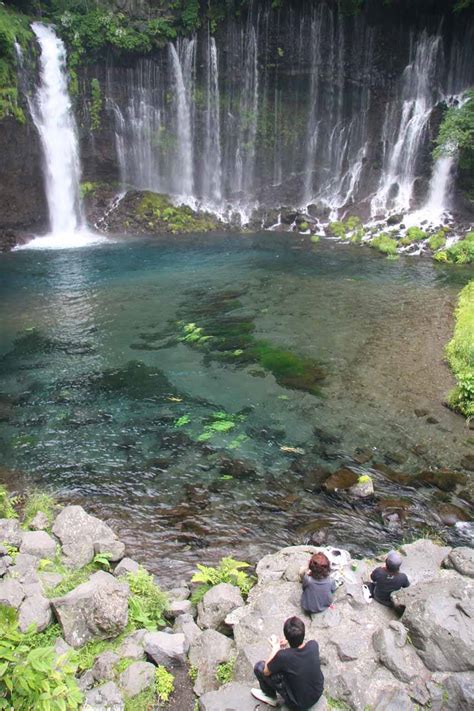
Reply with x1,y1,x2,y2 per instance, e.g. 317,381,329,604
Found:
0,5,31,122
137,192,219,233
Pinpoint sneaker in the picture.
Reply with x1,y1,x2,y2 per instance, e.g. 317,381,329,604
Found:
251,688,279,707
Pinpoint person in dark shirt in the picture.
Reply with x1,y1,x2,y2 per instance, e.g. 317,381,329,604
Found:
251,616,324,710
301,552,336,614
368,551,410,607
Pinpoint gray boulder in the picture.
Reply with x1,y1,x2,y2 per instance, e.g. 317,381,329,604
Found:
52,571,129,648
29,511,50,531
118,661,156,698
54,637,72,657
39,571,63,592
372,686,415,710
393,574,474,671
52,506,125,569
78,670,95,692
6,553,39,585
173,612,202,649
167,584,191,602
91,650,120,682
83,682,124,711
144,630,186,665
113,557,139,577
197,583,244,632
199,683,264,711
189,628,235,695
372,621,427,682
18,594,52,632
443,547,474,578
0,555,12,576
0,578,24,609
0,518,23,547
398,539,451,585
116,629,147,660
167,598,193,619
20,530,56,560
442,672,474,710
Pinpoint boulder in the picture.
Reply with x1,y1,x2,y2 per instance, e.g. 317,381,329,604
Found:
83,682,124,711
442,672,474,710
348,475,374,498
443,547,474,578
197,583,244,632
116,629,147,660
168,598,193,618
113,557,139,577
372,621,427,682
91,650,120,682
372,686,414,710
173,612,202,649
6,553,39,585
393,575,474,671
398,539,451,585
78,670,95,692
18,594,52,633
199,683,258,711
188,628,235,695
144,630,186,665
119,661,156,698
20,531,56,560
52,571,129,648
0,518,23,547
52,506,125,569
39,571,63,592
29,511,50,531
0,578,24,609
0,555,12,576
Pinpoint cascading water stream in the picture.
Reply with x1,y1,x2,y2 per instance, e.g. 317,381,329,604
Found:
202,33,222,205
169,40,195,199
371,32,442,218
18,23,101,249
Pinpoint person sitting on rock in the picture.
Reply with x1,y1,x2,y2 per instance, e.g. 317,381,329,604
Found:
300,552,336,615
368,550,409,606
251,616,324,710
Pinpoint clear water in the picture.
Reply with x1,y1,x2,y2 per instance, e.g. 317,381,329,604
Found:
0,235,471,581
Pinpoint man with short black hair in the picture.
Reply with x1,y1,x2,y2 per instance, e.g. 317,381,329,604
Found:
251,616,324,709
369,550,410,606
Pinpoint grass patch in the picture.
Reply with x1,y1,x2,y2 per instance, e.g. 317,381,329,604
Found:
216,657,235,685
445,280,474,417
155,665,174,703
22,490,56,528
428,230,447,251
137,192,218,234
0,484,19,518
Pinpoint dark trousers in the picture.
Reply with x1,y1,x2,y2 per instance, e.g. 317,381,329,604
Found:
254,661,298,709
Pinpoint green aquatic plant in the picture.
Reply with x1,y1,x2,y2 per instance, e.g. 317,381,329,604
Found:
428,230,447,251
175,415,191,427
250,341,325,396
191,557,255,604
197,411,243,442
370,233,398,256
445,280,474,417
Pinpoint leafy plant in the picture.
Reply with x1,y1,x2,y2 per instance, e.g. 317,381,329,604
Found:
191,557,255,604
0,605,83,710
445,280,474,418
155,666,174,703
175,415,191,427
89,77,102,131
23,490,56,528
189,665,198,681
435,233,474,265
0,485,19,519
125,567,168,630
428,230,447,251
216,657,235,685
370,233,398,256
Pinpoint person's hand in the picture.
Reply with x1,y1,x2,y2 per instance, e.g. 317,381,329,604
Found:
268,634,279,648
279,638,288,648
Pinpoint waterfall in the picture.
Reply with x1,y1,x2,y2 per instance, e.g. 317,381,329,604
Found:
371,32,442,217
202,33,222,205
303,5,323,204
169,40,195,199
233,20,259,199
29,24,82,238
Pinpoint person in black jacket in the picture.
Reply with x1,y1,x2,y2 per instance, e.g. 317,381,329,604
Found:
251,616,324,710
368,550,409,606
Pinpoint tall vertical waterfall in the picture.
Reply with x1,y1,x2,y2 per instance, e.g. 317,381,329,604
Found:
100,2,473,222
29,24,83,241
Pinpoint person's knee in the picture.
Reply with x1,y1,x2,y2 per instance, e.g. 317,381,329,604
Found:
254,660,265,677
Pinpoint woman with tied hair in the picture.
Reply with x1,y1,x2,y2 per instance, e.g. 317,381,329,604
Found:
301,552,336,615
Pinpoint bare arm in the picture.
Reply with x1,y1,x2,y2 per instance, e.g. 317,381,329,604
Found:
263,636,287,676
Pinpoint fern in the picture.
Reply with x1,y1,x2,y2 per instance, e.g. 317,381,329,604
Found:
191,557,254,604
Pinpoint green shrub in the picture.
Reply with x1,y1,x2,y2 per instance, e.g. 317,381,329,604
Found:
328,221,347,239
428,230,447,251
370,233,398,256
216,658,235,685
445,280,474,417
0,605,83,710
435,238,474,264
0,485,19,519
155,666,174,703
90,78,102,131
191,557,255,604
23,490,56,528
126,567,168,630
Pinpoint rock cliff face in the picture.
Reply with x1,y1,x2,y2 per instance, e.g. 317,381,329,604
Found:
1,0,473,235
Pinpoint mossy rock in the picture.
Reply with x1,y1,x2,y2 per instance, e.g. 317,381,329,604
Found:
323,467,359,492
416,469,467,492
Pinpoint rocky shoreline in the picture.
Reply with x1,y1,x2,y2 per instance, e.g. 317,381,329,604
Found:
1,495,473,710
